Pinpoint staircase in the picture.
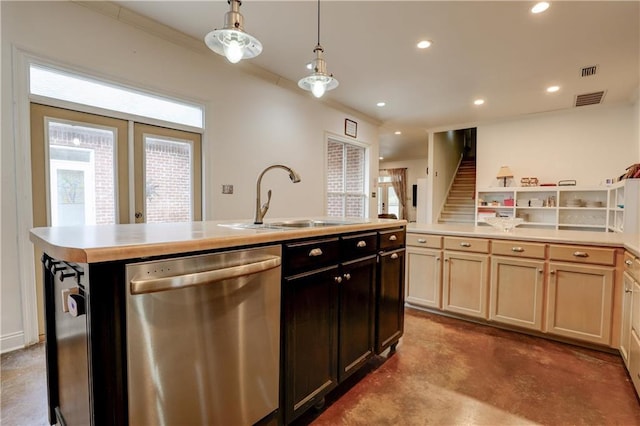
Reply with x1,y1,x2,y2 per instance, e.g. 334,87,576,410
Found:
438,159,476,224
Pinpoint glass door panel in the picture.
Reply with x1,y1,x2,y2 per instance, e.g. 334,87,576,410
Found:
134,123,202,223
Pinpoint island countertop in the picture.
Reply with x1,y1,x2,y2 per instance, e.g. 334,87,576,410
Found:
407,223,640,257
30,218,407,263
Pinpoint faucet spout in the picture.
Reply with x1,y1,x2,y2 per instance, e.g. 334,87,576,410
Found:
254,164,302,224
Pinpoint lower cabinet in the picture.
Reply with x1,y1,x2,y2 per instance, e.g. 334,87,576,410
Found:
621,271,634,366
283,265,339,423
338,256,377,381
442,251,489,319
630,274,640,393
489,256,545,331
376,248,405,353
283,228,406,424
406,247,442,309
546,261,614,345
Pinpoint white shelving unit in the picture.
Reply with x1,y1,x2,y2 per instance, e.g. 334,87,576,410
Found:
476,179,639,232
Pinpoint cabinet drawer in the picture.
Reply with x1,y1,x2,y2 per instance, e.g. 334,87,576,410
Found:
284,238,341,276
341,232,378,260
444,237,489,254
492,240,546,259
407,233,442,249
379,228,406,250
549,244,615,266
624,252,640,282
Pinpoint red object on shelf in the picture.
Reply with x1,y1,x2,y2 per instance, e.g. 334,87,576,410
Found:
540,183,557,186
504,198,514,206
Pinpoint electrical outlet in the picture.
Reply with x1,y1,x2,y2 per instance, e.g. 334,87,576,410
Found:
371,192,376,198
222,184,233,194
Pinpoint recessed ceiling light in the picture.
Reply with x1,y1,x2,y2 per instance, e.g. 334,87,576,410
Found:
473,99,485,106
531,2,550,14
417,40,432,49
394,131,402,135
546,85,560,93
377,102,386,107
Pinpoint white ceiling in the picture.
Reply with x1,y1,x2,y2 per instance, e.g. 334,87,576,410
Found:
114,1,639,161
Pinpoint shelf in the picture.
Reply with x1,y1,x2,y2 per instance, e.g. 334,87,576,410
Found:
476,181,639,233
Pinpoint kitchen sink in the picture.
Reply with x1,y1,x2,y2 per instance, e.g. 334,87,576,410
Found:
219,219,364,231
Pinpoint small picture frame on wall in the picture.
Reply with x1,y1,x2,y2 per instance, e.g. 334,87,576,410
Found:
345,119,357,138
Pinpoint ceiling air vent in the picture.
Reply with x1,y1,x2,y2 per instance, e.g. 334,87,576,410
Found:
581,65,598,77
574,91,606,107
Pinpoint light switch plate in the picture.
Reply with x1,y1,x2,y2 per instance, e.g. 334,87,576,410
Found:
222,184,233,194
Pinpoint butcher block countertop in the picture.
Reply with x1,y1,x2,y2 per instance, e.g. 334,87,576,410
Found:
30,218,407,263
407,223,640,257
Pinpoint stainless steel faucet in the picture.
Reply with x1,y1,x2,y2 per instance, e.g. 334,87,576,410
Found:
254,164,302,224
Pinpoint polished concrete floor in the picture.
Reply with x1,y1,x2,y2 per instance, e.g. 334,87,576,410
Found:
2,309,639,425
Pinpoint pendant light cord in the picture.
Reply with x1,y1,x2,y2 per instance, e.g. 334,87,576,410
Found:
317,0,321,45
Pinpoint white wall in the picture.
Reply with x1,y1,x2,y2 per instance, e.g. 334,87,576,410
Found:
379,159,428,222
0,1,379,351
476,103,639,188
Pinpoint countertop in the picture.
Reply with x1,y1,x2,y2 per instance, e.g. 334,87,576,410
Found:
407,223,640,257
30,218,407,263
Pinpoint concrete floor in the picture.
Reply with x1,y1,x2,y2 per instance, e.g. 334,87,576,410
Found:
2,309,639,425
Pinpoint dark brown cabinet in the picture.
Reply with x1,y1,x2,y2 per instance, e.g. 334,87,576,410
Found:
376,228,406,354
282,232,381,424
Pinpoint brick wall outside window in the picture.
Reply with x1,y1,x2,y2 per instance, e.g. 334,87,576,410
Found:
326,139,366,217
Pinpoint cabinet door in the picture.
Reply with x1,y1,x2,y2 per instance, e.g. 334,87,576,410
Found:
284,266,339,423
442,251,489,319
376,249,405,354
490,256,545,331
339,256,376,381
546,262,614,345
406,247,441,309
620,272,634,366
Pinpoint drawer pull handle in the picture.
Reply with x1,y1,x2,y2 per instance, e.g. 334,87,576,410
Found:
309,248,323,257
511,247,525,253
573,251,589,258
625,288,633,294
356,241,367,248
625,260,633,266
343,273,351,280
389,235,398,241
460,242,471,247
538,269,543,274
436,257,440,261
391,253,399,260
550,270,555,274
334,276,342,283
417,238,427,244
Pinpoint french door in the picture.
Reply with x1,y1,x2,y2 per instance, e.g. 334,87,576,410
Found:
30,103,202,227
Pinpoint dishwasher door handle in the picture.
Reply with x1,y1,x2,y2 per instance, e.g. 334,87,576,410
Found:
130,255,281,295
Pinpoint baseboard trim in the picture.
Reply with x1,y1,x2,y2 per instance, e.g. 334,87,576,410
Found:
1,331,25,354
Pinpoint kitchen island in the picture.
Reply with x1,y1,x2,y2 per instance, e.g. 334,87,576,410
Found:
30,218,407,426
406,223,640,397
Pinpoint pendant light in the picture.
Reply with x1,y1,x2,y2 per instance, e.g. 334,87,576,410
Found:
204,0,262,64
298,0,338,98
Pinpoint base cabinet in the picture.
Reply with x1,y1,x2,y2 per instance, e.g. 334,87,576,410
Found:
442,251,489,319
376,248,406,353
546,262,614,345
406,247,442,309
621,271,634,366
490,256,545,331
284,266,339,422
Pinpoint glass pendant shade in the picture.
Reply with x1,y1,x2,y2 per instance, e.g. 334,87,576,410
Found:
204,0,262,63
298,45,338,98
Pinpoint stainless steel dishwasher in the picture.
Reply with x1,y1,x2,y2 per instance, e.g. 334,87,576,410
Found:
125,245,282,425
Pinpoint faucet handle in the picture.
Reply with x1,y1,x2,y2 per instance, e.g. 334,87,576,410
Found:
261,189,272,216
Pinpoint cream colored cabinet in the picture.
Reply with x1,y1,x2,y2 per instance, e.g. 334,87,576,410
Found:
621,271,634,366
442,237,489,319
626,254,640,394
490,240,546,331
546,246,615,345
405,234,442,309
